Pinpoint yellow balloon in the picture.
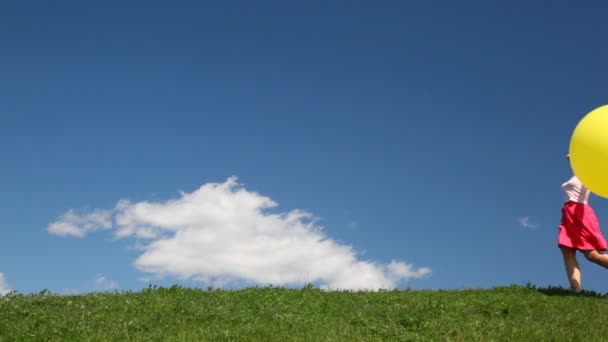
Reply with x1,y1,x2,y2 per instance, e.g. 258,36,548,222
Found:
569,105,608,198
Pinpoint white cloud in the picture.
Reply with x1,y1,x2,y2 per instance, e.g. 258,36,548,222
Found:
0,273,11,296
62,288,81,295
49,177,431,290
519,216,540,231
94,274,119,291
48,209,112,237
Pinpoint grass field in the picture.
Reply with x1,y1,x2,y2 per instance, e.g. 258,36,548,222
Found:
1,284,608,341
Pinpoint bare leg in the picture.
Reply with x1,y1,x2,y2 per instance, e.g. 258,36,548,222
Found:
560,247,582,292
582,250,608,268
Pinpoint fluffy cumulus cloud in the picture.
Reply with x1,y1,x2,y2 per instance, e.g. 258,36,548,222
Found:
0,273,11,296
48,177,431,290
48,209,112,237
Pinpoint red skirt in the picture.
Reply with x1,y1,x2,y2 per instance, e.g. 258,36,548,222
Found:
558,201,607,251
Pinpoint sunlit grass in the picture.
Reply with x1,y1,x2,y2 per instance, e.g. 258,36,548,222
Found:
1,284,608,341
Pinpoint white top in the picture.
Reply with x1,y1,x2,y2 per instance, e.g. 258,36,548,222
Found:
562,175,590,204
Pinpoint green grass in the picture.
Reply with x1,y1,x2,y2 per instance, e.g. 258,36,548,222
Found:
2,284,608,341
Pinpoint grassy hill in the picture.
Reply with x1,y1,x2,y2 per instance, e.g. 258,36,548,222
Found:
1,284,608,341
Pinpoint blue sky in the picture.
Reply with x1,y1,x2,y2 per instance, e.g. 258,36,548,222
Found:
2,1,608,294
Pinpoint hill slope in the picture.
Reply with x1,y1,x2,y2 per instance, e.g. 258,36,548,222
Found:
1,285,607,341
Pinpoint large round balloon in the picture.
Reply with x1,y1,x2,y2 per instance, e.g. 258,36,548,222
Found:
569,105,608,198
